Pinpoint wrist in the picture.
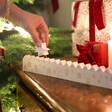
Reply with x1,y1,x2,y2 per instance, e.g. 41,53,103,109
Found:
9,3,25,26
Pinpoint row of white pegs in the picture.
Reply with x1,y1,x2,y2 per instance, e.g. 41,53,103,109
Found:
23,55,112,89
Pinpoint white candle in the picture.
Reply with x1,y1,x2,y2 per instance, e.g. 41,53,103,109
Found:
108,40,112,68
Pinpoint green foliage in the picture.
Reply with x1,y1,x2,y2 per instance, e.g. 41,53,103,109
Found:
11,0,35,4
0,76,17,112
11,0,46,13
49,27,74,34
0,32,35,111
0,27,73,111
2,33,35,63
48,27,73,57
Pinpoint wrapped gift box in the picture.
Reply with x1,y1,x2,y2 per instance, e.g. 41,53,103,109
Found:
71,0,112,56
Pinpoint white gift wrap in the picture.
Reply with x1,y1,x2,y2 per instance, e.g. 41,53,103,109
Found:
71,0,112,56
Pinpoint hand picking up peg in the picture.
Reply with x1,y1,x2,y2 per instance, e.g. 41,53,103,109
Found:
35,43,50,56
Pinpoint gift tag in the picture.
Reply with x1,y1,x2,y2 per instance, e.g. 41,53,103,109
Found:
35,43,50,56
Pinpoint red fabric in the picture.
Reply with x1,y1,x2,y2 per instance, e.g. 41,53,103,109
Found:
0,98,2,112
72,1,81,27
76,44,95,64
0,48,5,60
75,0,107,66
94,0,105,30
51,0,59,13
89,0,95,41
76,42,108,67
89,0,105,41
73,0,105,41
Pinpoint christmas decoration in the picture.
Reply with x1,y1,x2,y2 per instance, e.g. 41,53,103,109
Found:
51,0,59,13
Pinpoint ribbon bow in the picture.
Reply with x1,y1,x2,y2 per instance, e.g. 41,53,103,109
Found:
76,42,101,66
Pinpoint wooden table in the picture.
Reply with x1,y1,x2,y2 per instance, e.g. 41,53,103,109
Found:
12,63,112,112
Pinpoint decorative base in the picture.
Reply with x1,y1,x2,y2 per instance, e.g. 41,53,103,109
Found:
23,55,112,89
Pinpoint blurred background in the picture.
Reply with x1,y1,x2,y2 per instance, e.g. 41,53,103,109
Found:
11,0,75,29
0,0,75,111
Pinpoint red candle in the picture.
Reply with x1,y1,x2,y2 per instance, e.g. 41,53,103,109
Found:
89,42,108,67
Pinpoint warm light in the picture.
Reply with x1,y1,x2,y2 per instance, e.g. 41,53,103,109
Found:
0,20,13,32
14,26,30,37
105,106,112,112
108,38,112,68
0,19,30,37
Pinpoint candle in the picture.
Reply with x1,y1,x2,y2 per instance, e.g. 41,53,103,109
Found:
108,40,112,68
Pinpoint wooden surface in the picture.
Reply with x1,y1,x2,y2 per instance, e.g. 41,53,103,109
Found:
26,72,112,112
13,57,112,112
17,82,49,112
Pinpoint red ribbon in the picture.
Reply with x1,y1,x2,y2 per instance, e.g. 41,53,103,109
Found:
0,48,5,60
72,1,81,27
76,42,103,66
76,41,108,67
76,44,97,65
51,0,59,13
0,98,2,112
73,0,105,41
89,0,105,41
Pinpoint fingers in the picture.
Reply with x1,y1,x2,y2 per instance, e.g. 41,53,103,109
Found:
30,26,49,47
30,30,41,47
39,30,49,46
26,17,49,47
37,22,49,46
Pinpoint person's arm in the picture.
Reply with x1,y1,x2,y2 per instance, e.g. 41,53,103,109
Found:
0,0,49,47
0,0,6,16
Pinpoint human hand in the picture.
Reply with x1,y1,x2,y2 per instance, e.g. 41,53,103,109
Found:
20,11,49,47
0,1,49,47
